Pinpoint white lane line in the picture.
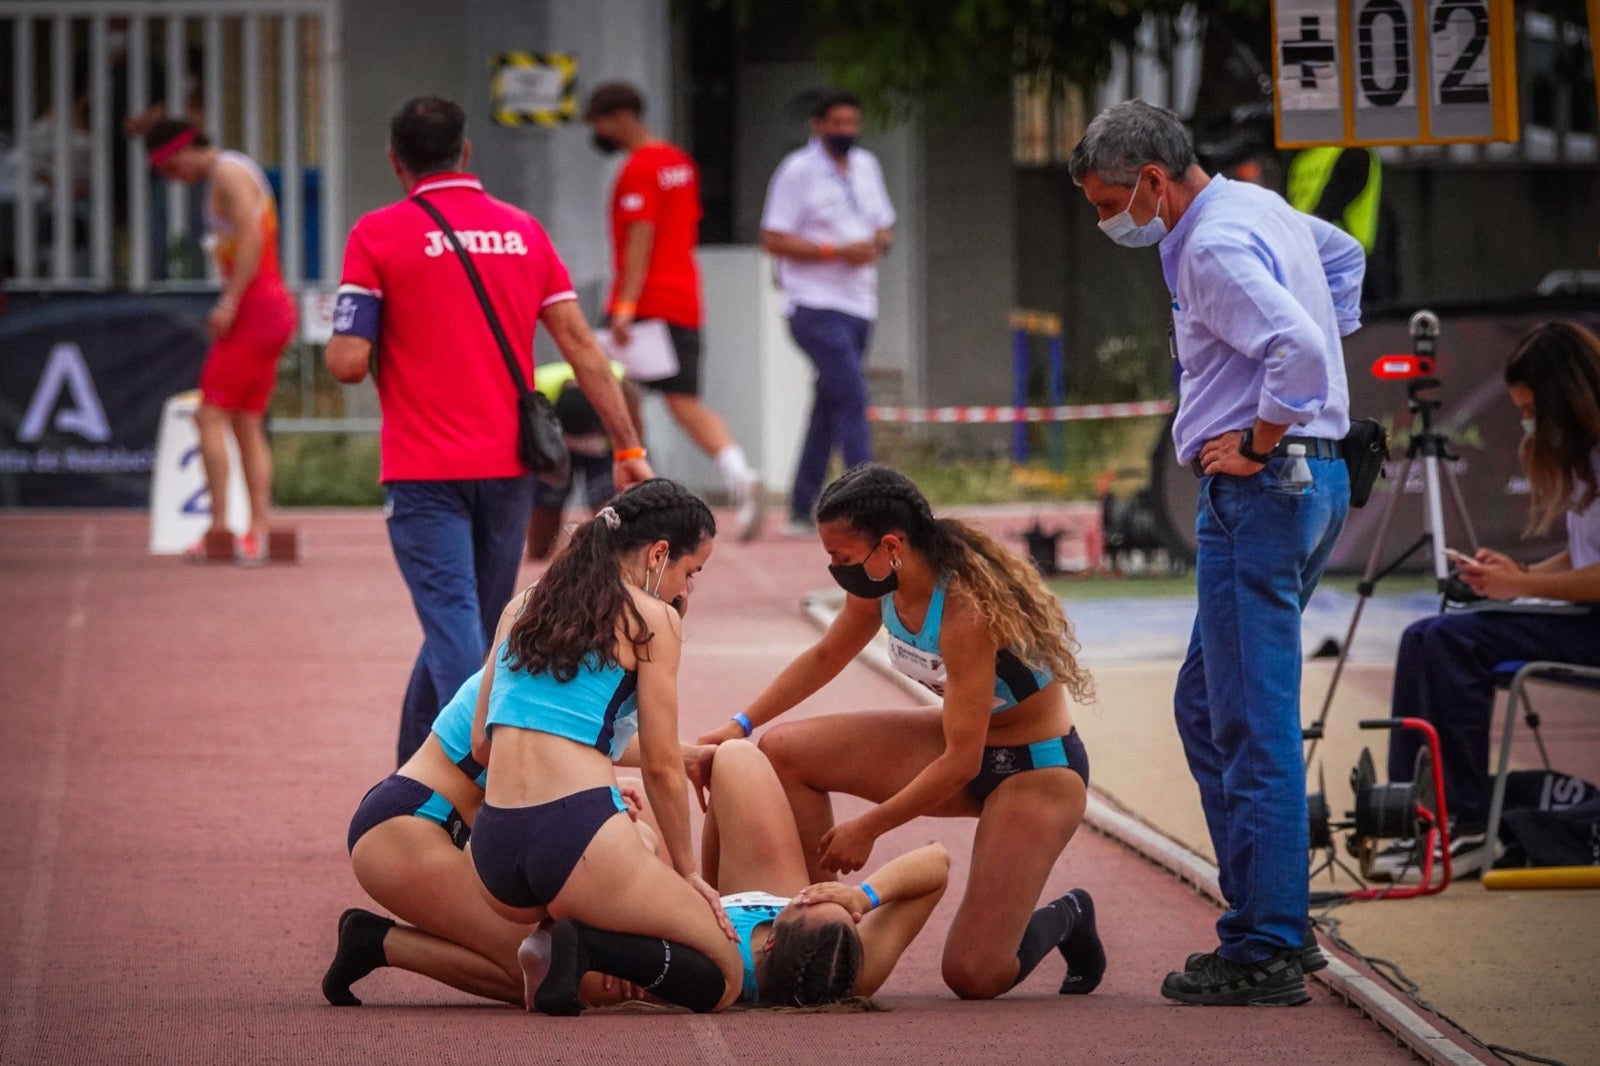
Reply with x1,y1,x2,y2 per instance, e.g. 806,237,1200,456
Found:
685,1014,739,1064
3,524,93,1065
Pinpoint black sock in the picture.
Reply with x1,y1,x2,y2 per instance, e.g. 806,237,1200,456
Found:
1012,895,1076,988
535,919,726,1014
1055,889,1105,995
321,908,393,1006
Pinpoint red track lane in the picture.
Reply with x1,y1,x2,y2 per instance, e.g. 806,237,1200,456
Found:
0,512,1416,1065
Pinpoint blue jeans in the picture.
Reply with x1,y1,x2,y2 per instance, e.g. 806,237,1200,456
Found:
385,477,534,766
1174,455,1348,962
788,306,874,520
1387,607,1600,824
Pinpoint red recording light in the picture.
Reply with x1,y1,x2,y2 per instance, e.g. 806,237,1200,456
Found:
1371,354,1435,380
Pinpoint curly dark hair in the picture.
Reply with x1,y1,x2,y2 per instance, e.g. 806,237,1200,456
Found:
758,917,863,1006
816,463,1093,703
1504,321,1600,536
504,479,715,681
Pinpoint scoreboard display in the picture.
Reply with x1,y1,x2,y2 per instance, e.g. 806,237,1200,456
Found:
1271,0,1519,146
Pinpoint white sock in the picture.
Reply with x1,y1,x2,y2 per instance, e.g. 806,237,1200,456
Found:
714,445,752,493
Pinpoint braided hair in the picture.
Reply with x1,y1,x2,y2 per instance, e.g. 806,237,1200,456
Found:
816,463,1093,703
504,478,715,681
758,917,863,1006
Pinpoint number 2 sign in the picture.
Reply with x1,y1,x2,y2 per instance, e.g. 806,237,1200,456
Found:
1271,0,1518,146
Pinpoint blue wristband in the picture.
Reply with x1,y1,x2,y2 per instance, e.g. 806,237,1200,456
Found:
731,712,753,738
860,882,881,910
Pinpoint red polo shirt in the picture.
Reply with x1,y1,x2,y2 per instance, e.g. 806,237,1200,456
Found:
608,142,702,328
338,174,577,481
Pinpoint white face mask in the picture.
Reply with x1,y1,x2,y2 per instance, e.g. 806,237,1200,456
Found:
1522,417,1537,437
1099,180,1168,248
644,554,668,599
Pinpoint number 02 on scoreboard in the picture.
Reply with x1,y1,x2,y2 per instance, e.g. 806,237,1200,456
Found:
1271,0,1519,147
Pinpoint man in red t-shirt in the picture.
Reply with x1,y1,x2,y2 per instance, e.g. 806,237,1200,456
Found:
325,95,652,764
584,83,763,540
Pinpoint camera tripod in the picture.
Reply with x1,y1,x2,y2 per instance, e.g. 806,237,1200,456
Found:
1304,312,1479,764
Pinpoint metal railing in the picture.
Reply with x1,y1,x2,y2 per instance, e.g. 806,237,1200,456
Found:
2,0,343,291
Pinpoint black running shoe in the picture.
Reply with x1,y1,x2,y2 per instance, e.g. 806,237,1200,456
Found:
1186,928,1325,975
1161,948,1309,1006
321,908,394,1007
531,919,589,1016
1055,888,1106,995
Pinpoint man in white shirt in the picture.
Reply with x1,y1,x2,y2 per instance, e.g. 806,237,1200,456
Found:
760,90,894,532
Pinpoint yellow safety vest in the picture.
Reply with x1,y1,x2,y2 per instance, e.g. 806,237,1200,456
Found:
1286,147,1380,255
532,360,626,404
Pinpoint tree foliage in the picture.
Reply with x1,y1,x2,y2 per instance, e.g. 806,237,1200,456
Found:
798,0,1267,117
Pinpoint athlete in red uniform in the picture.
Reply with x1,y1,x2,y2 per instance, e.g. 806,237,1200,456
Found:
147,119,296,563
584,83,764,540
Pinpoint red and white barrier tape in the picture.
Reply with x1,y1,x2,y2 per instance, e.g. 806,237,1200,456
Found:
867,400,1174,424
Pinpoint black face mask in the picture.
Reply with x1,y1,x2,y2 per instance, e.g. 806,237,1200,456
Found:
822,133,856,158
591,132,622,155
828,541,898,599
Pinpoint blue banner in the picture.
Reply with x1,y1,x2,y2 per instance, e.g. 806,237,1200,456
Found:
0,292,212,507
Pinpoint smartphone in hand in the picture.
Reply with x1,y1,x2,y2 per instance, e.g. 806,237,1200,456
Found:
1443,547,1476,567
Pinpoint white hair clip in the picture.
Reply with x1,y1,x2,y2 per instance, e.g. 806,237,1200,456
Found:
598,506,621,530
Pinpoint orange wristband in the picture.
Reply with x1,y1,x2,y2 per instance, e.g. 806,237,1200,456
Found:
613,300,637,317
613,447,647,462
816,243,836,261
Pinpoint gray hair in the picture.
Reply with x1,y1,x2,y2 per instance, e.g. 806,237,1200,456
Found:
1067,99,1196,187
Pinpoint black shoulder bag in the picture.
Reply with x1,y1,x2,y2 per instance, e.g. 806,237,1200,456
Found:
413,195,570,485
1341,417,1389,508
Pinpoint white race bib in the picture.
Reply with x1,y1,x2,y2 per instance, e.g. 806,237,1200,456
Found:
887,635,946,697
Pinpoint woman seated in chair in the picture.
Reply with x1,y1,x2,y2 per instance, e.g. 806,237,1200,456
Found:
1378,321,1600,879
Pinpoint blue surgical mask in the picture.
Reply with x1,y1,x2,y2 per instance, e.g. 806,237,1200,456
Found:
1099,181,1168,248
1522,417,1537,437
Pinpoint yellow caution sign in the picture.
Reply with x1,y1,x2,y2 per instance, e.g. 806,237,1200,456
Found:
1270,0,1518,146
491,52,578,128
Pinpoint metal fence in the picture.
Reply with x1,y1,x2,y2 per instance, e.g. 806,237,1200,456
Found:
2,0,343,291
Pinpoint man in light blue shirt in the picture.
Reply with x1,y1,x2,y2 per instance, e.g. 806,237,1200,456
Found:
1070,100,1363,1007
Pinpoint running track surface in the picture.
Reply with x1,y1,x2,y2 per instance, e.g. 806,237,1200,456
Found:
0,512,1418,1065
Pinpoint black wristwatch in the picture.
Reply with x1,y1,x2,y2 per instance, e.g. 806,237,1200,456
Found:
1237,428,1274,464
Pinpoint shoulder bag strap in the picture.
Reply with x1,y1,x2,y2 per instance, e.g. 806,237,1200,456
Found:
412,193,532,397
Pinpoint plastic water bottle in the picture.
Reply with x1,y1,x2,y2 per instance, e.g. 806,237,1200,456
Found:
1282,443,1313,490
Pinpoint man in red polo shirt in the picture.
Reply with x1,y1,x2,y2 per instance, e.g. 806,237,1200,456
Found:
325,94,652,764
584,82,763,540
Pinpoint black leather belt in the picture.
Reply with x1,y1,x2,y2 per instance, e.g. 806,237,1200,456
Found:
1190,435,1341,476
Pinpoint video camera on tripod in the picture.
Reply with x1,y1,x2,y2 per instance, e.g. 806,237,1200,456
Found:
1303,310,1471,903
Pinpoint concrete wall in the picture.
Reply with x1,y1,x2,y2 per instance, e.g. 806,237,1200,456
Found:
464,0,673,318
919,94,1017,411
341,0,468,229
640,248,813,499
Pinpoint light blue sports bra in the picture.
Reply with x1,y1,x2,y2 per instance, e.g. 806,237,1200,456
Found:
721,891,788,1003
430,669,489,787
486,641,640,761
880,574,1054,712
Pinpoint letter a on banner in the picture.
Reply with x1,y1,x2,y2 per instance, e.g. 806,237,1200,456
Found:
18,343,112,443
